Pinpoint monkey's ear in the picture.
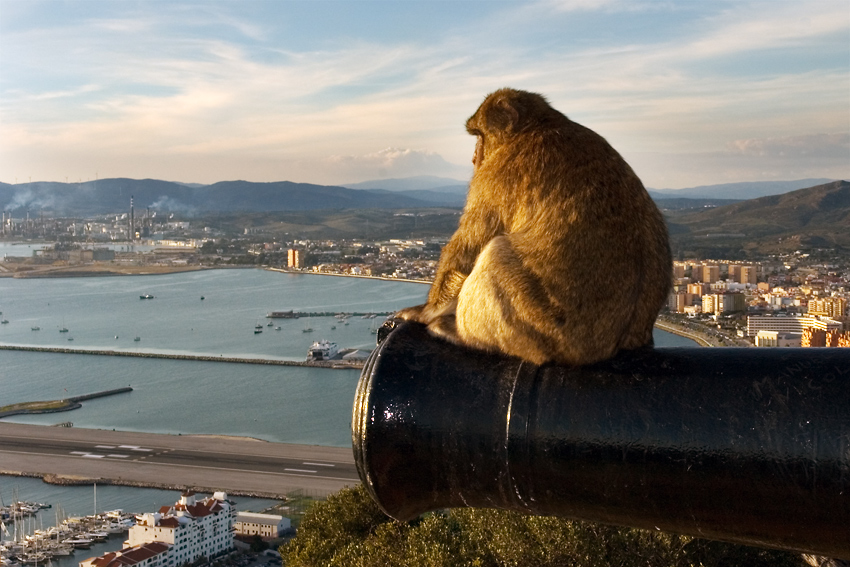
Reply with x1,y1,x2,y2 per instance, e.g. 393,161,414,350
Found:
486,96,521,133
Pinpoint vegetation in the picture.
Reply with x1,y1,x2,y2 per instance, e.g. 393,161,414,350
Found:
0,399,73,414
281,486,805,567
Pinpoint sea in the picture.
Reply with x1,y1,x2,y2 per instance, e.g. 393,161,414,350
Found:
0,263,697,561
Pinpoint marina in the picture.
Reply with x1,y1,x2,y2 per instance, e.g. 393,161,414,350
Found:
0,475,284,567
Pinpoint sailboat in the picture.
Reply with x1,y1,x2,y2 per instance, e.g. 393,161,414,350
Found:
59,318,69,333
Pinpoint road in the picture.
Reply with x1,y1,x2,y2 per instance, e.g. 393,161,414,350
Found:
0,422,359,498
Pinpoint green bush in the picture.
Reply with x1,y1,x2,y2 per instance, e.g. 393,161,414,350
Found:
281,486,805,567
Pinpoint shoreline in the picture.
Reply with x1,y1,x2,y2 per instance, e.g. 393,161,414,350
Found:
653,320,713,347
0,470,291,500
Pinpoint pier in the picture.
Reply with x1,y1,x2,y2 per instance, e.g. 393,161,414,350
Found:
0,345,365,369
0,388,133,419
265,311,392,318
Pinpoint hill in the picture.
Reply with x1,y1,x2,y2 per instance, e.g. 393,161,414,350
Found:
341,175,467,191
649,178,834,200
0,179,434,216
666,180,850,257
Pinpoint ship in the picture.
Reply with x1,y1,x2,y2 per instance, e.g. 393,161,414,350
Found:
306,339,339,361
140,294,154,300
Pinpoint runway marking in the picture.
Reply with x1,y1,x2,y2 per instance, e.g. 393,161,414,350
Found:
95,445,116,449
284,468,317,474
70,451,89,455
82,454,105,459
108,454,130,458
303,462,335,467
119,445,140,449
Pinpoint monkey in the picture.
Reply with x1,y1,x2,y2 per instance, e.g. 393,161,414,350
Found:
395,88,672,366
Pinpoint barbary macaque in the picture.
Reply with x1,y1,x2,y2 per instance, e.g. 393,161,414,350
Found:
396,88,672,366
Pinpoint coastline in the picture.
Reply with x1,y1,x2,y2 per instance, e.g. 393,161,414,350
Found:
653,320,713,347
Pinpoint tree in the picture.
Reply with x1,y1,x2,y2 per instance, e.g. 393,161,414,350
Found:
281,486,805,567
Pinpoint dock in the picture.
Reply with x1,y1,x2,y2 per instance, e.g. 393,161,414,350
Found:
0,345,366,369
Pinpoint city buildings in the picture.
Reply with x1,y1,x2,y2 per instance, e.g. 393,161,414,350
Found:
746,314,843,338
233,512,291,539
81,491,236,567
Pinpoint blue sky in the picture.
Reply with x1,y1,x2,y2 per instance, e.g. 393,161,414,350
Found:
1,0,847,189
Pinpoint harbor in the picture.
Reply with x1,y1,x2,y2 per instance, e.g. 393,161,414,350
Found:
1,501,136,565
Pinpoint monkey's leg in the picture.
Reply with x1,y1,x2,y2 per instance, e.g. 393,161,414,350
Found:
452,236,562,366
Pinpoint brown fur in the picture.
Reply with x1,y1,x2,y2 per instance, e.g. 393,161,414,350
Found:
396,88,672,366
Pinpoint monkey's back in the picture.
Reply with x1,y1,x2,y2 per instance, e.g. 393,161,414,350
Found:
465,115,672,365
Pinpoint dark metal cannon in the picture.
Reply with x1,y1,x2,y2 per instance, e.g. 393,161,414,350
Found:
352,320,850,559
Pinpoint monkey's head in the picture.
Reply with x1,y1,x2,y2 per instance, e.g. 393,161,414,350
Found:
466,88,563,168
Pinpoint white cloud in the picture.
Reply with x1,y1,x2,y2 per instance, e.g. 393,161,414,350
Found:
325,148,470,182
729,134,850,159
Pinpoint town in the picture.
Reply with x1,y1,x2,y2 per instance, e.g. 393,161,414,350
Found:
1,208,849,350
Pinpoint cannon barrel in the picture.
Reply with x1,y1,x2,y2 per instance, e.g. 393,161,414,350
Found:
352,320,850,558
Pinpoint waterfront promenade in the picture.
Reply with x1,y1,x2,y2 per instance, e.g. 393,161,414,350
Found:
0,422,358,499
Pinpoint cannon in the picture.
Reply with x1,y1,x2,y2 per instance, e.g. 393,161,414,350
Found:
352,320,850,558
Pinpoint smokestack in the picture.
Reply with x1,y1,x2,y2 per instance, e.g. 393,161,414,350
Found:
130,196,135,240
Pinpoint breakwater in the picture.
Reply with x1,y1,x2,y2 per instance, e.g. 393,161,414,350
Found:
266,311,392,318
0,344,365,369
0,387,133,418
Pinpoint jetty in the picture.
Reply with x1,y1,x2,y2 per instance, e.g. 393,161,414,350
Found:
0,387,133,418
0,344,366,369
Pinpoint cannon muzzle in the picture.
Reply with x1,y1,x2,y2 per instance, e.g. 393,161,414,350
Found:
352,320,850,558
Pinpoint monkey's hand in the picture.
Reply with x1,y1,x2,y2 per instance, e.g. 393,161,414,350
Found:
394,304,427,322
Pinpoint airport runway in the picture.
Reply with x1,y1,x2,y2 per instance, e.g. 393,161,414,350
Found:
0,422,359,498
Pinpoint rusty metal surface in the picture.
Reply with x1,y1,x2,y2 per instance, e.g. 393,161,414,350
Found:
352,320,850,558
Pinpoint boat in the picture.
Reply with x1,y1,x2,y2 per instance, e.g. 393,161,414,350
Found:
254,329,262,334
63,537,92,549
301,327,313,333
133,337,141,342
139,294,154,300
31,326,40,331
59,327,69,332
274,326,281,331
306,339,339,361
267,321,273,327
1,319,8,324
266,310,298,319
200,296,205,300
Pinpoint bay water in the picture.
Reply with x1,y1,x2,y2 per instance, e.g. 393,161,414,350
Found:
1,267,696,549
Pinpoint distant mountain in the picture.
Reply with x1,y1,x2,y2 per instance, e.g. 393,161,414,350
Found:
667,180,850,253
342,175,467,191
653,198,743,211
649,178,834,200
0,178,435,216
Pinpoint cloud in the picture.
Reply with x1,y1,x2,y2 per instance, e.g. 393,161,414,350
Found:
1,1,847,187
325,148,470,182
728,134,850,159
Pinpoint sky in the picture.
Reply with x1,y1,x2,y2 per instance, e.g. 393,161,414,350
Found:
0,0,848,190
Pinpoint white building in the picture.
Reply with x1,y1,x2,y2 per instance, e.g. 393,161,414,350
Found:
755,330,802,347
746,314,843,337
234,512,291,539
125,491,235,567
